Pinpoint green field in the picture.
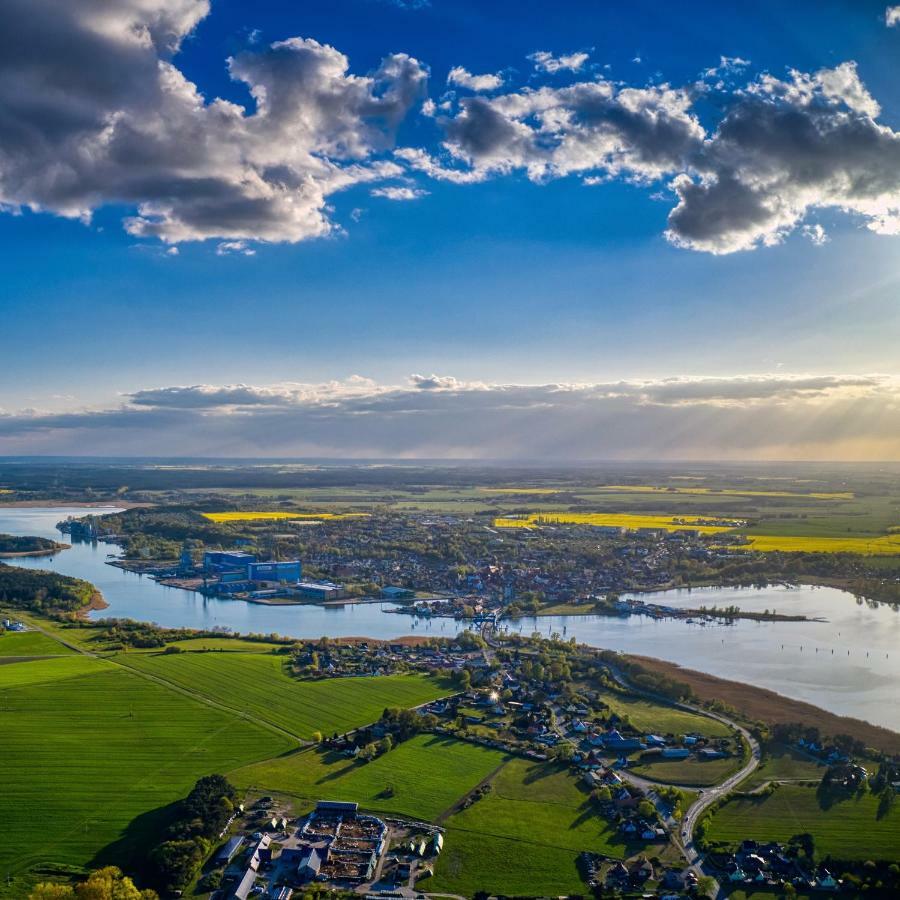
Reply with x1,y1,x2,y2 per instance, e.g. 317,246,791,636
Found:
0,654,109,687
707,784,900,860
114,651,453,738
231,733,509,821
596,689,732,737
430,758,630,897
0,660,291,897
740,744,824,790
0,629,75,657
631,754,743,787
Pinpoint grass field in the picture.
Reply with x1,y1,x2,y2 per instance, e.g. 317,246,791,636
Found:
0,654,110,686
0,661,290,897
114,651,453,738
596,689,732,737
631,755,743,787
230,733,509,821
707,784,899,860
0,629,75,657
202,511,368,522
430,757,630,896
740,744,824,790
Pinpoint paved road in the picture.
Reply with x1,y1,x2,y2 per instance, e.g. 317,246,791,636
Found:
606,661,761,895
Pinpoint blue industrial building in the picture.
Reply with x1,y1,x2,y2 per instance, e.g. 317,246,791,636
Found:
203,550,257,574
204,550,302,585
247,560,302,583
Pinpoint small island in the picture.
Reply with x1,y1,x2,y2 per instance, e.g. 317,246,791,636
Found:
0,533,69,558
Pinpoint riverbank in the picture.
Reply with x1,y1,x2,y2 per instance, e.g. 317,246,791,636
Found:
0,499,152,509
628,654,900,755
0,543,69,558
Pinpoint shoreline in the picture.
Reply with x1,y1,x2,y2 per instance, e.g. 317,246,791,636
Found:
0,543,70,559
627,653,900,754
0,500,150,509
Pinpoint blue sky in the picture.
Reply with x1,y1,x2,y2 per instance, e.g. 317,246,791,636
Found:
1,0,900,458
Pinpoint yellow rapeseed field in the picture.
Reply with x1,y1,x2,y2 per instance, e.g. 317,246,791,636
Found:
202,511,369,523
598,485,853,500
738,534,900,555
493,512,742,534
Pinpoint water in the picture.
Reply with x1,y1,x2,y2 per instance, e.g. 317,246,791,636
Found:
2,507,898,730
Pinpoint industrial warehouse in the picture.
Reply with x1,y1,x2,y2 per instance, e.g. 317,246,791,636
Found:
220,800,444,898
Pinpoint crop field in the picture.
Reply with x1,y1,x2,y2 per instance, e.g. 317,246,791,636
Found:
630,754,743,787
707,784,899,860
202,511,369,522
230,734,509,821
595,689,732,737
738,534,900,555
494,512,743,533
0,662,289,897
114,651,452,738
430,757,629,896
596,485,854,500
0,654,109,687
0,629,75,657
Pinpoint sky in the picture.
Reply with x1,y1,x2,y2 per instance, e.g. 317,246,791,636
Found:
2,0,900,460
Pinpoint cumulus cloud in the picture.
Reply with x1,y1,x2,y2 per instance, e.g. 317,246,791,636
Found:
3,4,900,256
0,0,426,245
4,374,898,460
528,50,590,74
419,60,900,253
446,66,504,92
887,6,900,27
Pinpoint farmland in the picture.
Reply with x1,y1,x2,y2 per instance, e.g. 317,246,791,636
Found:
0,629,75,657
114,651,453,738
738,533,900,555
494,512,742,533
202,511,369,522
707,784,900,860
430,758,629,897
0,658,289,897
230,733,509,821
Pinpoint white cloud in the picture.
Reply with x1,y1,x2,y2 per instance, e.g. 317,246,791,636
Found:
886,6,900,27
3,374,898,460
528,50,590,74
0,1,427,246
370,185,429,200
414,60,900,254
216,240,256,256
703,56,750,78
802,224,829,245
447,66,503,92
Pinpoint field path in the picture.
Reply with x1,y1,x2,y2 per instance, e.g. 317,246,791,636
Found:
22,618,305,745
435,760,509,824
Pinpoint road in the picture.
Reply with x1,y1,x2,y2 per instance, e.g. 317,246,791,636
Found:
605,661,761,895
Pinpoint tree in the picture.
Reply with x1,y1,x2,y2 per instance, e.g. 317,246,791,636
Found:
30,867,158,900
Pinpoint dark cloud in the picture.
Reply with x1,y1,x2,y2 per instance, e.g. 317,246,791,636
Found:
3,375,896,459
0,1,426,243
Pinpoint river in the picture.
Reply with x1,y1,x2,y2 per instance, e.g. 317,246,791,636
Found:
2,506,898,730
